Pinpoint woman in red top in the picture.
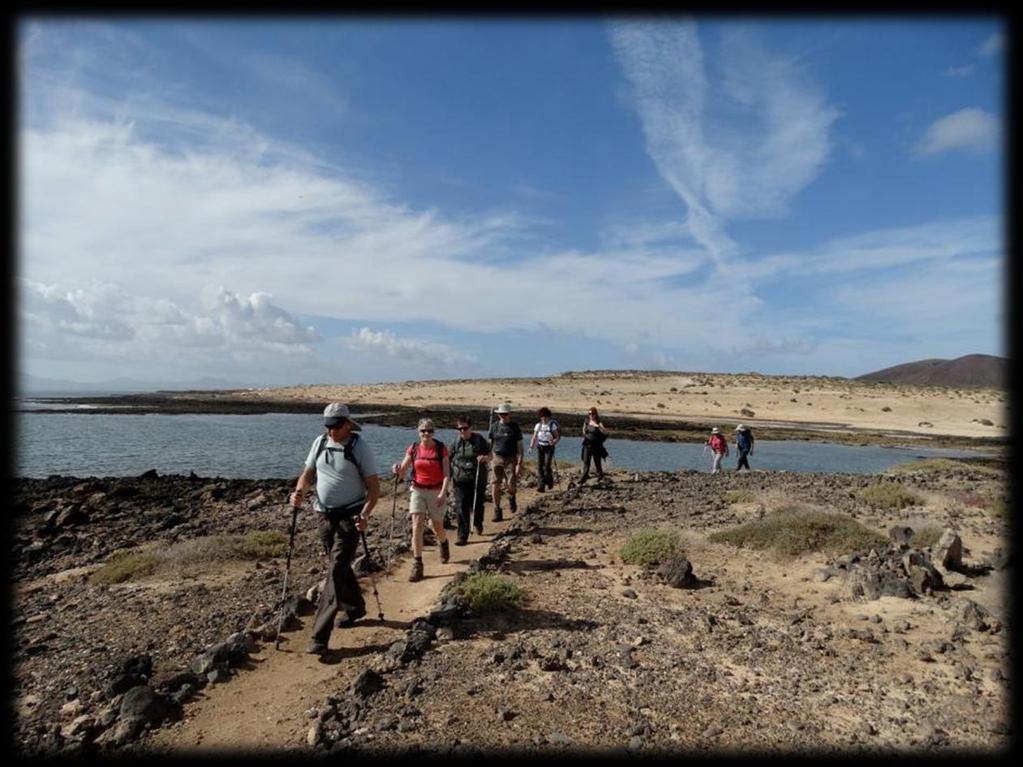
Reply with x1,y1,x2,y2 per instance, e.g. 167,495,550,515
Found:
705,427,729,474
392,418,451,582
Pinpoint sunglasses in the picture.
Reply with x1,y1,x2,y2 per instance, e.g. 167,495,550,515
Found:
419,429,434,434
457,426,471,431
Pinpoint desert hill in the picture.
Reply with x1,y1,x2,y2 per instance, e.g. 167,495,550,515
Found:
856,354,1005,388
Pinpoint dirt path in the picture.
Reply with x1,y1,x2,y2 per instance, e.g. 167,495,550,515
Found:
141,511,516,753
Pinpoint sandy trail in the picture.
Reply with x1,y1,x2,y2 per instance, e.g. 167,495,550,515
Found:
143,511,515,753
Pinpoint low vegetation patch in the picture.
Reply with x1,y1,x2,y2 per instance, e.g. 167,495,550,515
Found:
911,525,944,549
859,482,921,510
620,528,682,568
709,506,887,557
88,529,290,584
89,550,160,584
888,457,1000,478
723,489,756,504
457,573,524,614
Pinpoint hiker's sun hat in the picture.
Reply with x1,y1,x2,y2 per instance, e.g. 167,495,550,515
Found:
711,427,720,434
323,402,361,430
495,403,511,414
736,424,746,431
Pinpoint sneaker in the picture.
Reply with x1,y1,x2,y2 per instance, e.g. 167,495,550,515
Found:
408,559,424,582
440,540,450,563
492,507,503,522
305,641,328,655
509,495,517,512
335,606,367,628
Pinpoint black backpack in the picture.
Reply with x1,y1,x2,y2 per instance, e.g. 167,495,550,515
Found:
314,432,366,483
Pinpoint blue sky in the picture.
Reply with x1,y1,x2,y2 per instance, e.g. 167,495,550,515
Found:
18,17,1005,387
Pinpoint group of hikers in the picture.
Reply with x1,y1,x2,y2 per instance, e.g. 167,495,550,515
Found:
288,401,754,654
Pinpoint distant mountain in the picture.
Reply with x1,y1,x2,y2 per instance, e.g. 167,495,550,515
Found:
856,354,1006,387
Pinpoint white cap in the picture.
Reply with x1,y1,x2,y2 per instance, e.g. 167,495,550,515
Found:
711,427,720,434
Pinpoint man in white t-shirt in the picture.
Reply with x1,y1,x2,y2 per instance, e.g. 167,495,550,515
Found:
528,406,560,493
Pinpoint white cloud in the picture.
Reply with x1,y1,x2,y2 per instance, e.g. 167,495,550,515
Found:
608,21,839,260
943,64,975,78
342,327,476,369
978,32,1003,57
914,108,1000,156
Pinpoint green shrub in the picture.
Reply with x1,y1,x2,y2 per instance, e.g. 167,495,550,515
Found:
859,482,921,509
619,528,681,568
89,551,159,584
457,573,524,614
911,525,944,549
709,507,887,557
723,489,756,504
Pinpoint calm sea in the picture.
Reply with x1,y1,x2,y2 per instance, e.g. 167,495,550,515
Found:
15,408,984,479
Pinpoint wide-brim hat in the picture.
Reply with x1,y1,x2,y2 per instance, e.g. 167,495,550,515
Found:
711,427,720,434
495,403,511,414
736,424,746,431
323,402,361,430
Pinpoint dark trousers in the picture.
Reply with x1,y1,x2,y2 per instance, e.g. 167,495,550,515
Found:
580,443,604,479
311,512,365,643
453,476,486,541
536,444,556,488
737,448,751,471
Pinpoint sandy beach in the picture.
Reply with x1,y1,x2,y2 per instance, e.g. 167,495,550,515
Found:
222,371,1006,441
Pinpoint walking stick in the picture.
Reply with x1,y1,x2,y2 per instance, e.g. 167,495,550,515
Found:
274,503,300,650
360,532,384,621
386,474,399,569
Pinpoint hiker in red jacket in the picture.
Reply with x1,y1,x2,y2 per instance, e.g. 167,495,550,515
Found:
706,427,729,474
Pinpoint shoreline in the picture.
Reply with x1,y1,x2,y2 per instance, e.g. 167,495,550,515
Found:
19,392,1006,452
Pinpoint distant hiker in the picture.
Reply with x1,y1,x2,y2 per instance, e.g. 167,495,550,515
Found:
528,407,561,492
706,427,729,474
488,403,523,521
449,415,491,545
580,407,609,482
392,418,452,583
735,424,755,471
290,403,380,655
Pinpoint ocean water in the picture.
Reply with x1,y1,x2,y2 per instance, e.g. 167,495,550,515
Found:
14,410,984,479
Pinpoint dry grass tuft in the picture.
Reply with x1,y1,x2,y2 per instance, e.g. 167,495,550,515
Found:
620,528,682,568
859,482,921,510
709,506,887,557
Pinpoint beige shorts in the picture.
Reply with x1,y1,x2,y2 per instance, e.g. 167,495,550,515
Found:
491,455,519,492
409,485,446,522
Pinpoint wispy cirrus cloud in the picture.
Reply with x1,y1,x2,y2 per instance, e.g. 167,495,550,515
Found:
914,107,1000,156
607,21,839,261
943,64,975,78
342,327,476,369
978,32,1003,57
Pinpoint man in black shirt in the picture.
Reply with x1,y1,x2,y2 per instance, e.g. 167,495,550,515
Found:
488,403,523,522
449,415,491,543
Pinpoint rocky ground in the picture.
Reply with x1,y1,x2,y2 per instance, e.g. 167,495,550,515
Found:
11,456,1012,756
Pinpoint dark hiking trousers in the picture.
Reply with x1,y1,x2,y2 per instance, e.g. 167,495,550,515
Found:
737,448,751,471
536,444,556,488
311,511,366,643
580,442,604,480
453,477,486,541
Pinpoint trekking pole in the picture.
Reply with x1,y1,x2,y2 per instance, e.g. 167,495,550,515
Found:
360,532,384,621
274,503,300,650
386,474,399,570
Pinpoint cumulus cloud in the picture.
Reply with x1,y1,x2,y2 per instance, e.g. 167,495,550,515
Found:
914,108,1000,156
342,327,476,369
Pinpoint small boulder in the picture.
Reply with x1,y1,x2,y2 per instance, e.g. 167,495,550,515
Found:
658,556,697,589
934,530,963,572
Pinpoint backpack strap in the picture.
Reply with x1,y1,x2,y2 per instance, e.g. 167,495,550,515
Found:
315,433,365,482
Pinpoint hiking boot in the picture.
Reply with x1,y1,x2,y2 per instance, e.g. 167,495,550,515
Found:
537,485,545,493
440,540,450,563
455,538,468,546
474,523,484,536
509,495,517,512
408,558,424,582
492,507,503,522
335,606,367,628
443,516,454,530
305,641,328,655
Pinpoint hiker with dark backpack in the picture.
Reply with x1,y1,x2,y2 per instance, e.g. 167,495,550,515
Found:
289,403,380,655
580,407,609,482
735,424,755,471
391,418,452,582
449,415,491,545
528,406,560,493
488,403,524,521
706,427,729,474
